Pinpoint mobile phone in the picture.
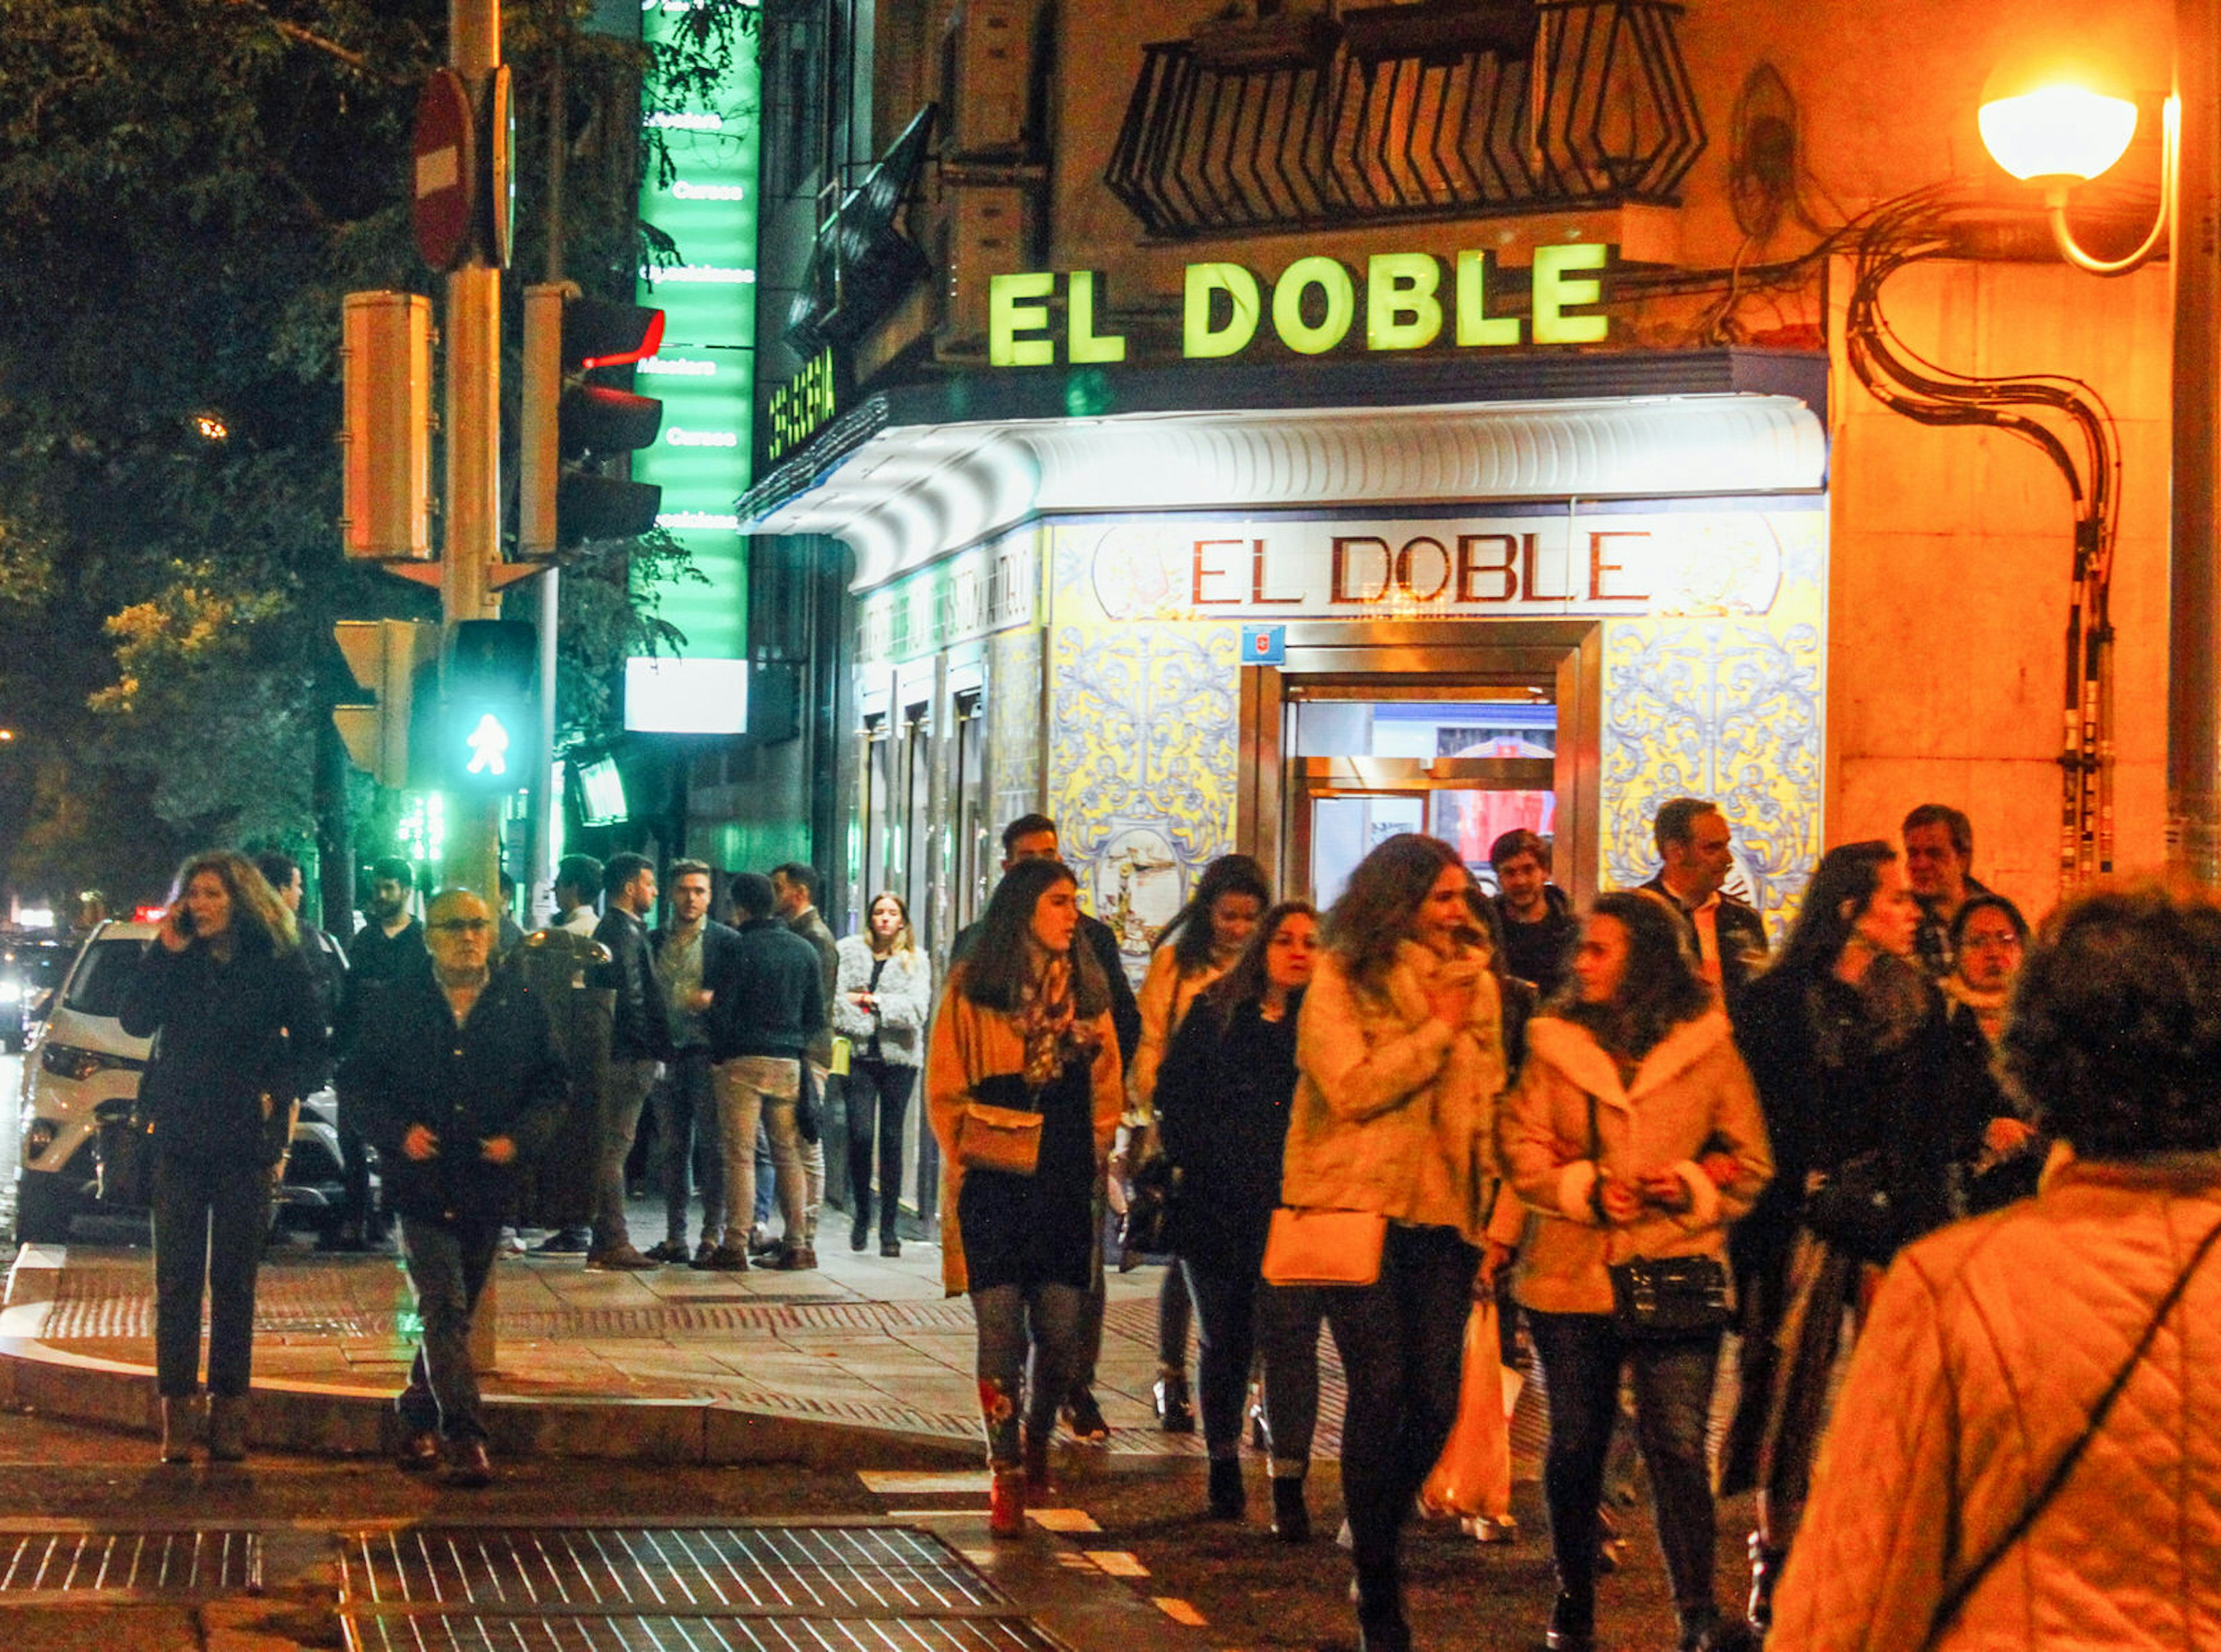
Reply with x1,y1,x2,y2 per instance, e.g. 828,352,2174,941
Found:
175,906,195,936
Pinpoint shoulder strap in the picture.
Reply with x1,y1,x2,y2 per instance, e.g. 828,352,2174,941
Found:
1925,1209,2221,1646
1586,1090,1601,1162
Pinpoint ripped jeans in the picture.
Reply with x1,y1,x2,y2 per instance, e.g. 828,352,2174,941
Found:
969,1281,1085,1466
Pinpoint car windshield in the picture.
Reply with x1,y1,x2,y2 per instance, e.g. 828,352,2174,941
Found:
64,938,148,1019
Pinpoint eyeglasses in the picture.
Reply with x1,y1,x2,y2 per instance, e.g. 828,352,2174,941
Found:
429,918,492,934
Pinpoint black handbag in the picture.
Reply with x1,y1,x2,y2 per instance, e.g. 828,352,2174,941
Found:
1802,1148,1897,1262
1587,1093,1733,1340
94,1097,157,1210
1121,1150,1182,1257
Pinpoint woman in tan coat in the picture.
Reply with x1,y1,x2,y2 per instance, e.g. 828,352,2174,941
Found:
926,857,1122,1537
1283,834,1505,1652
1499,889,1771,1652
1770,881,2221,1652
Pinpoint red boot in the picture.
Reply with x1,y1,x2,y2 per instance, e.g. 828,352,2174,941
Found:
989,1467,1026,1537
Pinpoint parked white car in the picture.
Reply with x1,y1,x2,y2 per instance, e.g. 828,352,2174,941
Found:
13,920,349,1244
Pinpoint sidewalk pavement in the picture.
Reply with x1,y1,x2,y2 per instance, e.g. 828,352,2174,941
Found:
0,1197,1362,1469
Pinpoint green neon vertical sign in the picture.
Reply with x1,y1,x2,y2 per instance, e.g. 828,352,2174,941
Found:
632,2,761,663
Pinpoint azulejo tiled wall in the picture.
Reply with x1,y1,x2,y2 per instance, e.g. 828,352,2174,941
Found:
1599,511,1828,939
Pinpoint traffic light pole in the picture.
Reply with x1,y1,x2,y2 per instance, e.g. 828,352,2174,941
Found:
448,0,504,1372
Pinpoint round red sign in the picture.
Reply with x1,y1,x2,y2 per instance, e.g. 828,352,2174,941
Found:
412,69,477,274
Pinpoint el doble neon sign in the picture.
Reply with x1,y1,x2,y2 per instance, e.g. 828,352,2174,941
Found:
987,245,1611,368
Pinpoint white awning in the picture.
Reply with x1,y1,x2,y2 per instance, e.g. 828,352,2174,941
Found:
748,393,1827,590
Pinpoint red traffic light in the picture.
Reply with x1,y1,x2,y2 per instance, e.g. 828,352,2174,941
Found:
564,300,665,372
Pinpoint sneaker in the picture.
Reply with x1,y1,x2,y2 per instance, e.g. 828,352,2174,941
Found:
691,1239,721,1269
531,1227,591,1256
774,1242,818,1271
495,1228,527,1259
1061,1390,1110,1443
585,1244,661,1271
696,1244,751,1271
643,1239,691,1264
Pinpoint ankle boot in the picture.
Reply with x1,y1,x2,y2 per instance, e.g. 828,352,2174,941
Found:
988,1467,1027,1537
1153,1370,1195,1433
1354,1565,1409,1652
1545,1588,1596,1652
1207,1456,1245,1518
158,1396,199,1464
1270,1475,1311,1543
206,1393,248,1462
1021,1429,1052,1493
1747,1532,1788,1634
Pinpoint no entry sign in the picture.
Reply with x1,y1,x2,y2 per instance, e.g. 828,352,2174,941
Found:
412,69,477,274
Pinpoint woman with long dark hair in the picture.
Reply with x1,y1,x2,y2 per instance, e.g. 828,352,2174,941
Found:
927,857,1123,1536
833,892,931,1256
1126,852,1271,1431
1155,901,1319,1527
1726,840,2001,1635
1285,834,1505,1651
1499,890,1771,1652
120,850,323,1463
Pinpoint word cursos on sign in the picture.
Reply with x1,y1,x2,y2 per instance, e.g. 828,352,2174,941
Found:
988,245,1611,367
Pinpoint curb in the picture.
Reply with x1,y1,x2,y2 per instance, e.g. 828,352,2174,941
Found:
0,1339,983,1470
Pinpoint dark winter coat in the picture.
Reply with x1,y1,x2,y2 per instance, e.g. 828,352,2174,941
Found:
595,905,673,1064
1494,884,1580,1000
705,917,827,1063
1156,989,1304,1276
120,934,324,1169
1639,874,1772,1015
336,969,567,1225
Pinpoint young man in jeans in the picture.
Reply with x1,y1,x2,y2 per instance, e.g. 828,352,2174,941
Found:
703,872,828,1270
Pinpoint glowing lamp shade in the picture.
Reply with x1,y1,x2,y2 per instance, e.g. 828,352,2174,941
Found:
1979,84,2138,182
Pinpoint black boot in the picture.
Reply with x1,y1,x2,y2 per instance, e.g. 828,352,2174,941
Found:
1270,1475,1310,1543
1207,1457,1244,1519
1747,1533,1787,1636
1545,1588,1596,1652
1153,1370,1195,1433
1353,1564,1409,1652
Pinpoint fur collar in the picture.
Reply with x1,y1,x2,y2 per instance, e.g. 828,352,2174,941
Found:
1525,1010,1733,1111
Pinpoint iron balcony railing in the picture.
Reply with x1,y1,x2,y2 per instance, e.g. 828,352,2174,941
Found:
1105,0,1704,237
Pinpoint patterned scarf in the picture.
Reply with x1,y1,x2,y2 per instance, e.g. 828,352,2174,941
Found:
1942,974,2010,1048
1014,947,1079,1091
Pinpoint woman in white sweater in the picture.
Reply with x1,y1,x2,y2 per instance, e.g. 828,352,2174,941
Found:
833,893,932,1256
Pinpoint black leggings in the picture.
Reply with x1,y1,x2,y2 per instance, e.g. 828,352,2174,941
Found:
844,1058,916,1241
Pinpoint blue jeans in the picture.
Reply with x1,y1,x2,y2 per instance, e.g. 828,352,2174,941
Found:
652,1048,722,1247
151,1157,271,1399
1528,1311,1725,1636
397,1213,501,1442
971,1281,1084,1466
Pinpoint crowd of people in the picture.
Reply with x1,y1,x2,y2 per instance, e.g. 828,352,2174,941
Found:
115,796,2221,1651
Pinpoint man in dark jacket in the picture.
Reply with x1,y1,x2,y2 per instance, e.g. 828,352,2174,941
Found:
334,856,430,1249
770,862,839,1219
1639,797,1770,1016
337,888,565,1486
1488,828,1578,1000
646,859,740,1266
588,852,672,1270
703,872,827,1270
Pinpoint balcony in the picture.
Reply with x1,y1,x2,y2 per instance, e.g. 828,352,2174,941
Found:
1104,0,1703,238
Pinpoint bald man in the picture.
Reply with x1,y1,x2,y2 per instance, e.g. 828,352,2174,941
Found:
338,888,566,1487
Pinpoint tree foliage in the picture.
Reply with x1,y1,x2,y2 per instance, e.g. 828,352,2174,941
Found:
0,0,755,906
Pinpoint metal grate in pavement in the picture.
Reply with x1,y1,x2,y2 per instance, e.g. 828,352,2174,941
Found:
341,1526,1006,1614
342,1612,1062,1652
0,1530,260,1597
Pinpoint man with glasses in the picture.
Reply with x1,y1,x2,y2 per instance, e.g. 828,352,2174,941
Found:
339,889,565,1487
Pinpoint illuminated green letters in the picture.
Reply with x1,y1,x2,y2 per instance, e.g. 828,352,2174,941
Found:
1367,252,1442,351
993,244,1610,365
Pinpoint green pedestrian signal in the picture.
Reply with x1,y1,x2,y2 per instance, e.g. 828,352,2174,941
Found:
444,620,537,794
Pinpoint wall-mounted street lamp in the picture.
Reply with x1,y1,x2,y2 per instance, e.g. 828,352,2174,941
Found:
1978,14,2221,882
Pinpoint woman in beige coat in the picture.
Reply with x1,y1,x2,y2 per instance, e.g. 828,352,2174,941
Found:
1499,889,1772,1652
1770,881,2221,1652
1283,833,1505,1652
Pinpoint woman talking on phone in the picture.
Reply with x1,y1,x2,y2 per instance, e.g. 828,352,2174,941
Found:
120,850,323,1465
1498,890,1770,1652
